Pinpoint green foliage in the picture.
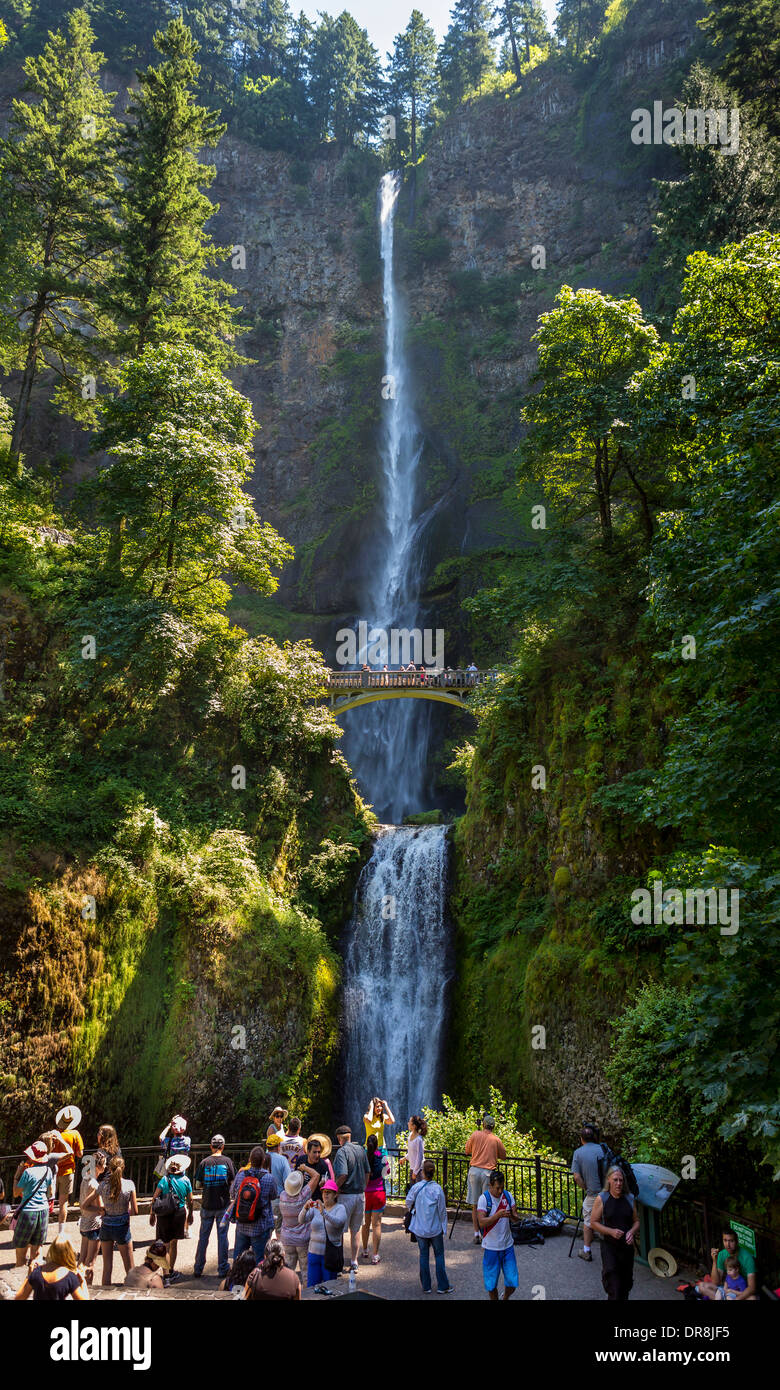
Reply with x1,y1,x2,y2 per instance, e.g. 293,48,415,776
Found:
608,983,720,1172
0,8,118,464
398,1087,562,1162
88,344,292,611
109,17,243,366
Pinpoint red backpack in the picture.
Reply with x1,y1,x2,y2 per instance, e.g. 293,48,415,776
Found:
235,1173,263,1223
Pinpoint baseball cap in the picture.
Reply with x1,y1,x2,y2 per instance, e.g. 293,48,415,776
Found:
210,1133,226,1146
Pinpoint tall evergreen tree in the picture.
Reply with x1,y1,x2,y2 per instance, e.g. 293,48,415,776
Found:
388,10,438,161
437,0,496,109
109,17,242,365
701,0,780,141
493,0,548,77
0,8,118,469
308,12,383,146
554,0,606,57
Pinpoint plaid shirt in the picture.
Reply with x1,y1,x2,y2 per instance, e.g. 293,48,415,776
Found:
230,1167,276,1235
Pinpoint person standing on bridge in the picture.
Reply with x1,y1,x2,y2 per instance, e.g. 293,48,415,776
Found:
466,661,478,684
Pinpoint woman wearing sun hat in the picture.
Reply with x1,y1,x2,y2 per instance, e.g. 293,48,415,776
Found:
54,1104,84,1237
11,1140,56,1265
123,1239,170,1291
279,1168,315,1286
150,1154,193,1279
266,1106,288,1140
301,1179,347,1287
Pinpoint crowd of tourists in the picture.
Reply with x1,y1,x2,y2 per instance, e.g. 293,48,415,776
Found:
2,1105,761,1302
2,1098,449,1301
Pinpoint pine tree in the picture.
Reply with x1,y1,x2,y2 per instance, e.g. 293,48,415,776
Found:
388,10,438,160
554,0,606,58
437,0,496,110
701,0,780,141
0,8,118,470
109,17,242,365
308,12,383,146
492,0,549,78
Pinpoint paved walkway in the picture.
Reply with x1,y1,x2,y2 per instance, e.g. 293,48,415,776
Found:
1,1207,687,1302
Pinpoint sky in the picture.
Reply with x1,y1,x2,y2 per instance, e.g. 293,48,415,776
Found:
297,2,560,65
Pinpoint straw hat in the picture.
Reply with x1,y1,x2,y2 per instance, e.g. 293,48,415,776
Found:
55,1105,82,1130
268,1106,288,1121
146,1241,171,1271
648,1247,678,1278
164,1154,191,1174
306,1132,332,1159
284,1171,304,1197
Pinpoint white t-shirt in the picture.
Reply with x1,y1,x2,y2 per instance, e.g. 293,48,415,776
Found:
478,1189,515,1251
280,1135,305,1162
407,1135,424,1175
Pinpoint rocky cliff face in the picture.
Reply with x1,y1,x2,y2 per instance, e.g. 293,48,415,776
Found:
204,0,704,669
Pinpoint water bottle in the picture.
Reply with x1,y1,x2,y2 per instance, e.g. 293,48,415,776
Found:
348,1267,356,1293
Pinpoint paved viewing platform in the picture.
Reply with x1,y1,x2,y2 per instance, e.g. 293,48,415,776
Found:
0,1207,687,1302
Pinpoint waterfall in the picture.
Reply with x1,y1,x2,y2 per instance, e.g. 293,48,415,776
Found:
340,825,452,1139
337,176,451,1136
341,170,433,823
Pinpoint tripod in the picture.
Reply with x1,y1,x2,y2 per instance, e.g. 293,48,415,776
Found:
448,1166,470,1241
567,1207,582,1258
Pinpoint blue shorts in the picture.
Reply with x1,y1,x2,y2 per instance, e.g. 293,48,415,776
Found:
482,1244,518,1292
99,1216,132,1245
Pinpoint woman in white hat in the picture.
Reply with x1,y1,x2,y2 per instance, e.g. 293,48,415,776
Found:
278,1168,315,1286
150,1154,193,1279
54,1104,84,1237
267,1106,288,1140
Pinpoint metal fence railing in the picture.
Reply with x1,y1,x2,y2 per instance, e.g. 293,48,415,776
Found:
3,1144,777,1285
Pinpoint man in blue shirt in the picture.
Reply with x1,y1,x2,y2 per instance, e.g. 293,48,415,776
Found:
193,1135,235,1278
405,1159,453,1294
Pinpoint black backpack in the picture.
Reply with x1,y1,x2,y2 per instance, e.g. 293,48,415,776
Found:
510,1216,546,1247
597,1144,639,1198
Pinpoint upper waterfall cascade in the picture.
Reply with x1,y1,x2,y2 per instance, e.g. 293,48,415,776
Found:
341,171,433,824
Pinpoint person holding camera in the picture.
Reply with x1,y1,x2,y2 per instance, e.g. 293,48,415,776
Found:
301,1179,347,1287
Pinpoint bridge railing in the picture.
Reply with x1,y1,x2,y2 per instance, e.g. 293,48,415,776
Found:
324,668,499,691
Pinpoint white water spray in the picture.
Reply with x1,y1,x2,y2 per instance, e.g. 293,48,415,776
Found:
341,825,452,1137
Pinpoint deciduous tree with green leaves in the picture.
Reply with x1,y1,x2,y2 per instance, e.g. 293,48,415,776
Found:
90,345,292,612
521,286,660,545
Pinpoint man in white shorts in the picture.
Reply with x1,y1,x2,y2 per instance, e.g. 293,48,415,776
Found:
464,1115,506,1244
333,1124,369,1271
571,1122,604,1262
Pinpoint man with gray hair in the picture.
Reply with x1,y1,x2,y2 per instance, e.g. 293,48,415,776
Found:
464,1115,506,1245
